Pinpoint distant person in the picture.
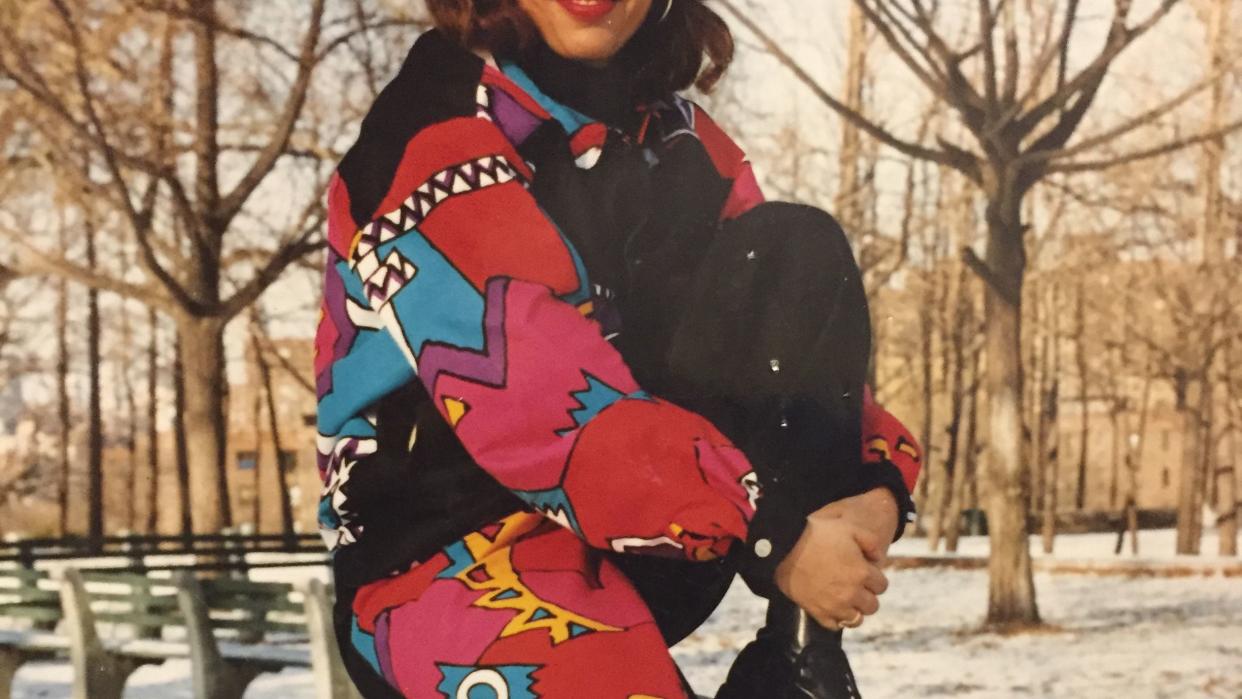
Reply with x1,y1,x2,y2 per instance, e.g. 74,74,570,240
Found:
313,1,922,697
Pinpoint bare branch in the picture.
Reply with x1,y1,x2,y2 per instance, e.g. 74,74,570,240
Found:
962,245,1020,307
979,0,1000,109
46,0,201,312
0,224,174,313
1017,0,1181,136
717,0,981,179
217,0,326,226
1048,117,1242,174
1026,68,1230,164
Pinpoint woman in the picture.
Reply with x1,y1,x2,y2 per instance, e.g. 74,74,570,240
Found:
314,1,921,697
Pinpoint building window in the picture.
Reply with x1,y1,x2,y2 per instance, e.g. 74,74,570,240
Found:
237,451,257,471
279,450,298,473
1162,467,1170,488
303,414,316,427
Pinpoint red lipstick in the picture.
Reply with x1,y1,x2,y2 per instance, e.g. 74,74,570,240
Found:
555,0,617,23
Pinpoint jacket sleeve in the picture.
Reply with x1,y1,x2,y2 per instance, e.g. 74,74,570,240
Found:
860,389,921,541
333,114,756,563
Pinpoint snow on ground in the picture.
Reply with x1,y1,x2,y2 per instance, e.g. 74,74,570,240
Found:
675,567,1242,698
10,530,1241,698
888,527,1238,565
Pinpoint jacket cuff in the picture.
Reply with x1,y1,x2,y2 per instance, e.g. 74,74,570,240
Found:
853,460,917,541
731,479,808,600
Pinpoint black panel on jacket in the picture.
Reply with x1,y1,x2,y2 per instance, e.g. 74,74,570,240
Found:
332,380,524,588
337,30,484,227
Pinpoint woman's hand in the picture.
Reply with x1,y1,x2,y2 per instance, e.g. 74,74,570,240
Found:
816,486,901,560
774,507,889,630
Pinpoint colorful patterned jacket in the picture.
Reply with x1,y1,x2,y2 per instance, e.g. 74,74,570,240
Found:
315,30,920,589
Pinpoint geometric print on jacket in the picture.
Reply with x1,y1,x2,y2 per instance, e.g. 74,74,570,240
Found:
315,30,765,562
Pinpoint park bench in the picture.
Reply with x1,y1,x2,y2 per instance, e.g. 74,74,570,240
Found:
0,566,358,699
0,567,69,697
61,568,360,699
0,532,328,573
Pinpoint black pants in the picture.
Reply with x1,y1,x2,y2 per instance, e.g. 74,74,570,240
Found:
612,202,871,645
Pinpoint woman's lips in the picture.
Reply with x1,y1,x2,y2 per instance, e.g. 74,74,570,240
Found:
555,0,617,22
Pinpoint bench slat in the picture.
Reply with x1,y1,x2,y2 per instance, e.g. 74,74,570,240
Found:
0,588,60,604
0,629,69,653
80,572,164,588
91,611,184,627
208,618,307,633
202,579,294,596
0,607,62,622
203,595,302,614
0,569,49,583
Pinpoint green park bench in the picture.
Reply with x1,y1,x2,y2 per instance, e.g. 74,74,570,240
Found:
0,567,359,699
0,568,69,696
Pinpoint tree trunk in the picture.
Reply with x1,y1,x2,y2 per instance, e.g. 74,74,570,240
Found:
254,332,296,542
121,305,140,532
56,274,71,537
1119,362,1153,557
1028,281,1048,516
172,337,193,541
930,267,969,550
1029,281,1047,514
251,348,263,533
1108,407,1121,510
86,225,103,550
1192,380,1213,547
1175,373,1202,555
145,309,160,535
1221,341,1238,557
1217,463,1237,556
175,315,232,534
836,1,867,228
946,341,981,553
1074,280,1089,510
1041,379,1060,555
982,188,1039,627
1040,283,1062,555
914,280,936,536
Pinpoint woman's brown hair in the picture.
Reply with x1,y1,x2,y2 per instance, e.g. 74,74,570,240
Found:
425,0,734,102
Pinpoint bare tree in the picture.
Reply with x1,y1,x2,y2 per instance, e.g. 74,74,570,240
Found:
945,338,983,553
0,1,421,534
55,236,71,537
249,310,296,542
144,308,160,535
719,0,1242,625
85,220,102,549
1073,277,1090,511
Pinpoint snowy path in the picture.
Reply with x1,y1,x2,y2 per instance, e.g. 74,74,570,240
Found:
11,531,1241,698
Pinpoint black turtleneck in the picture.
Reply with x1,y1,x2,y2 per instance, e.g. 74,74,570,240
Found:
513,41,642,133
509,2,670,134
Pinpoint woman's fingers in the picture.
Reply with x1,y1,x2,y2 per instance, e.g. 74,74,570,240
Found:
851,588,880,617
863,563,889,595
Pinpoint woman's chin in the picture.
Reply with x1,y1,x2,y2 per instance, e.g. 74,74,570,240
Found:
544,31,628,64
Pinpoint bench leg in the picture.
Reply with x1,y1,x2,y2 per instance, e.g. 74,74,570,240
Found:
0,648,25,699
173,571,270,699
302,579,362,699
77,655,148,699
58,568,152,699
201,662,261,699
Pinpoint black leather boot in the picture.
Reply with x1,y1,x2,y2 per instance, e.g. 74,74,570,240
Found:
715,596,861,699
